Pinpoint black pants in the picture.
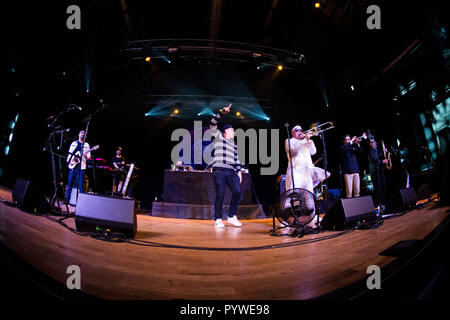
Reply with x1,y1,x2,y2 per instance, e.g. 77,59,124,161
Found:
371,169,386,206
213,168,241,220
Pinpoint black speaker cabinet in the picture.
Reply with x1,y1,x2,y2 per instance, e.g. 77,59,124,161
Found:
399,187,417,209
12,178,50,213
387,187,417,212
75,193,137,238
321,195,376,230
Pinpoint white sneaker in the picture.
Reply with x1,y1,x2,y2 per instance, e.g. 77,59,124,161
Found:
215,219,225,228
227,215,242,227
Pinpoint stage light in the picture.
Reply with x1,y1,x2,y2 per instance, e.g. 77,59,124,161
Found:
236,111,241,116
315,2,321,8
145,57,151,62
174,109,179,114
277,65,283,71
265,116,270,121
351,85,355,91
4,146,9,156
9,133,13,142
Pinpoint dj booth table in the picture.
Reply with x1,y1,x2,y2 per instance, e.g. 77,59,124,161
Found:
151,170,266,219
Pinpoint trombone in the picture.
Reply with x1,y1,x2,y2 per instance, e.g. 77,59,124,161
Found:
303,122,335,136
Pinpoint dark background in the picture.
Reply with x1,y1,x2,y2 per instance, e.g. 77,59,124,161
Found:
2,0,449,211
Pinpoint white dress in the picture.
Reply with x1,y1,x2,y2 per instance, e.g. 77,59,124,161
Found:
285,138,330,195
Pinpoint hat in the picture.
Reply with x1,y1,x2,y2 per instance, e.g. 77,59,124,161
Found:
222,124,233,131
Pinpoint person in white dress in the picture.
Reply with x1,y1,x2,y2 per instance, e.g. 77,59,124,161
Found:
284,125,330,224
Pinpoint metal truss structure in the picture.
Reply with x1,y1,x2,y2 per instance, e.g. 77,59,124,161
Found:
121,39,306,71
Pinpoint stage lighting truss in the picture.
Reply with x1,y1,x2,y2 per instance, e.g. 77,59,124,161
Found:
121,39,306,71
142,94,276,120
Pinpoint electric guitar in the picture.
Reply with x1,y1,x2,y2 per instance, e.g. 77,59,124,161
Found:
381,140,392,170
68,145,99,169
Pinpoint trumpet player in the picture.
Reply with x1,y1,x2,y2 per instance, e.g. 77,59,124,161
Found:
341,134,363,198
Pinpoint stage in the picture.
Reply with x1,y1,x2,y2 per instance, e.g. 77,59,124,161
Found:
0,186,448,300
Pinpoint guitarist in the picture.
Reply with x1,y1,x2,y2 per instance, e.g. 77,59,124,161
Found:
65,130,92,204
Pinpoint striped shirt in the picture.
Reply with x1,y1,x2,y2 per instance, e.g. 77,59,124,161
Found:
209,111,242,172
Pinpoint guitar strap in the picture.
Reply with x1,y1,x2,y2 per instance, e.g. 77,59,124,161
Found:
67,141,84,169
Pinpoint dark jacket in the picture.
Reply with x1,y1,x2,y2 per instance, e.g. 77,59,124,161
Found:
341,143,362,174
368,148,384,174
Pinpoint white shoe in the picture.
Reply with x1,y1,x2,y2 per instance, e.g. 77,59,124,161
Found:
215,219,225,228
227,215,242,227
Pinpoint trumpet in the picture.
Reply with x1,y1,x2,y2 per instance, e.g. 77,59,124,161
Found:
351,132,367,144
303,121,335,136
359,132,368,139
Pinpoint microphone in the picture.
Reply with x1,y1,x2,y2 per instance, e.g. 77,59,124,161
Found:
70,103,82,111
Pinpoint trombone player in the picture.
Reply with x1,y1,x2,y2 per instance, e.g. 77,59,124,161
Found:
284,123,331,219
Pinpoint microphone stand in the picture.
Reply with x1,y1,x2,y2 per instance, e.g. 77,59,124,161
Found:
45,108,71,214
75,103,106,202
316,131,329,230
271,124,296,236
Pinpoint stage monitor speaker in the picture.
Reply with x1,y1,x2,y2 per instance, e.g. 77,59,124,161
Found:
399,187,417,209
75,193,137,239
321,195,376,230
12,178,50,213
387,187,417,213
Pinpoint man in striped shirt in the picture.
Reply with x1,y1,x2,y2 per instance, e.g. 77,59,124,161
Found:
209,104,243,228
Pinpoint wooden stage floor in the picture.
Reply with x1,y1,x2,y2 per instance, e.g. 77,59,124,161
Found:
0,187,448,300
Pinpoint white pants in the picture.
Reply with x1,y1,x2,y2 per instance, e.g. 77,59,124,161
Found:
344,173,360,198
